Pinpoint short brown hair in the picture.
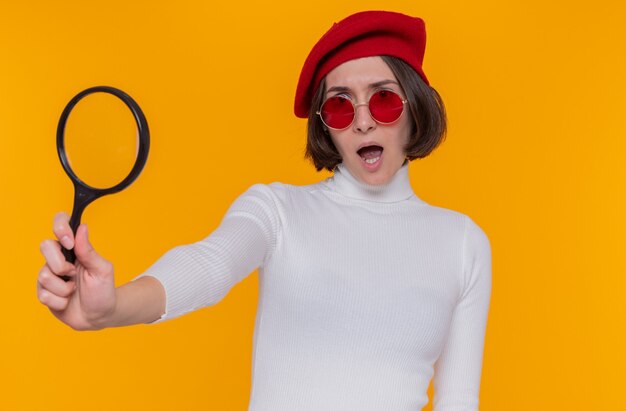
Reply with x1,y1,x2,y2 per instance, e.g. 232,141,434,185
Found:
304,55,447,172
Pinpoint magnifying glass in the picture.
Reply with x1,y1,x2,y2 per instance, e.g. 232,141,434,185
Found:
57,86,150,264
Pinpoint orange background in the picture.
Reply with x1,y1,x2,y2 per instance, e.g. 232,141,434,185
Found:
1,1,625,410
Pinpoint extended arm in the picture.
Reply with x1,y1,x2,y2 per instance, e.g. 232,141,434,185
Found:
132,183,278,323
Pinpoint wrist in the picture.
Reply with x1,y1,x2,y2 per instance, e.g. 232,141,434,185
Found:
85,288,119,330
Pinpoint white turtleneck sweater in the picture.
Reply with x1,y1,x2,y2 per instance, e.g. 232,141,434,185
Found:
137,162,492,411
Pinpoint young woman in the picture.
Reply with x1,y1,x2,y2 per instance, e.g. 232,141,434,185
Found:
37,10,492,411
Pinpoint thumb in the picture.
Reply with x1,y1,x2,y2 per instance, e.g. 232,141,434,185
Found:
74,224,112,276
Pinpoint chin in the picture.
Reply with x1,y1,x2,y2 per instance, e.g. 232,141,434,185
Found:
361,169,393,186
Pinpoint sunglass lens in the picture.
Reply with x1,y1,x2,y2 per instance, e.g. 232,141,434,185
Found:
369,90,404,123
321,96,354,129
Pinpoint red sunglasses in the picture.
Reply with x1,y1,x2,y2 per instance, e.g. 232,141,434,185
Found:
316,89,407,130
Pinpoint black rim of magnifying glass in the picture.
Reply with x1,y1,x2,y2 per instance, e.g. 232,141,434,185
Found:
56,86,150,266
57,85,150,196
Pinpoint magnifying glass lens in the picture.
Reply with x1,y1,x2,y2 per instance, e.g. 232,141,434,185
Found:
63,92,138,189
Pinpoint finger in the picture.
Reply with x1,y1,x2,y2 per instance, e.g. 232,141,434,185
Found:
53,211,74,250
40,239,75,276
38,265,76,298
74,225,113,277
37,288,70,311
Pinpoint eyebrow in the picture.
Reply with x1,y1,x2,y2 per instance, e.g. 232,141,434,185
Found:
326,80,399,95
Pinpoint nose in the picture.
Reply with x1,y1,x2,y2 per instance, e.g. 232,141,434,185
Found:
352,102,376,133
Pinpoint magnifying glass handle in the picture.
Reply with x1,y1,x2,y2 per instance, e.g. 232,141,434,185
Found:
61,184,98,264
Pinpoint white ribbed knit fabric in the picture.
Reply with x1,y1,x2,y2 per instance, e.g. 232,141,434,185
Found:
137,161,492,411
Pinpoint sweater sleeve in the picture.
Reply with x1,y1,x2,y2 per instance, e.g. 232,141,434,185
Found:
432,216,492,411
134,184,279,323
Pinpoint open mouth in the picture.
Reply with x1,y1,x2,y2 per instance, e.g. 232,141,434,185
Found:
357,145,383,165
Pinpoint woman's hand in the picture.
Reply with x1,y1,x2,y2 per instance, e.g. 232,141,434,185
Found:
37,212,117,331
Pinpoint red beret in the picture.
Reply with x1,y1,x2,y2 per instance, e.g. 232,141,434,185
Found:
294,10,429,118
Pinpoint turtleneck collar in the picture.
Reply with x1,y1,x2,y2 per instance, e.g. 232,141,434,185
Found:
322,160,416,203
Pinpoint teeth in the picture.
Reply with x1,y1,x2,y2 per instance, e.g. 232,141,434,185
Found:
365,157,380,164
